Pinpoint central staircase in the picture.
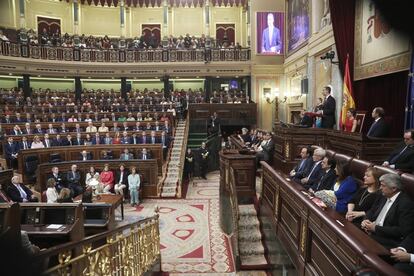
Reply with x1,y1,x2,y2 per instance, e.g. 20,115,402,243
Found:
238,204,269,269
160,119,187,198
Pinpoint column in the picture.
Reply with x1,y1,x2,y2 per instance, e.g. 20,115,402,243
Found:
204,77,212,102
121,77,128,100
73,0,79,35
19,0,26,29
120,0,126,38
246,0,251,47
205,0,211,37
22,74,31,98
163,75,170,99
162,0,168,45
75,77,82,102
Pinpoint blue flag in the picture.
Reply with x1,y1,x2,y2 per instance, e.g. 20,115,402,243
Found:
405,53,414,130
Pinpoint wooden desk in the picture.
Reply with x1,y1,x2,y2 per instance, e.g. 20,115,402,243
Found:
189,103,257,126
18,144,163,184
219,150,256,200
95,194,123,220
260,162,398,276
37,160,159,197
273,123,400,174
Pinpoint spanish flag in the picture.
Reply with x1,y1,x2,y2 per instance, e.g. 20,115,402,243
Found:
340,54,355,129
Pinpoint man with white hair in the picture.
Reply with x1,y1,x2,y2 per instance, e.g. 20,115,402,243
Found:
6,176,38,202
299,148,326,188
361,173,414,249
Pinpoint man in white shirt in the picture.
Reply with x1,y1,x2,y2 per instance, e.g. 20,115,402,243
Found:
261,13,281,54
362,173,414,248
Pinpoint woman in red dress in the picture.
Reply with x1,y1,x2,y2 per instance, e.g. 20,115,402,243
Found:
99,164,114,193
343,108,357,132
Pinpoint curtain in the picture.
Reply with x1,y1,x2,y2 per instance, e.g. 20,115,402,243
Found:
215,24,235,46
37,17,61,37
142,24,161,45
329,0,355,77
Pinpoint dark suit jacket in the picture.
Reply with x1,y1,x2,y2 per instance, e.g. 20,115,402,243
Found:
367,117,388,138
400,232,414,253
138,152,152,160
262,139,275,163
4,142,18,159
387,143,414,172
47,173,66,190
66,171,81,187
73,138,84,145
299,115,313,128
52,139,64,147
92,137,102,145
310,169,337,192
160,135,171,148
261,26,281,53
34,128,43,134
18,141,31,151
115,171,129,185
6,184,33,202
321,95,336,129
79,153,92,161
365,192,414,248
121,137,131,144
140,136,148,144
304,161,324,188
292,157,313,180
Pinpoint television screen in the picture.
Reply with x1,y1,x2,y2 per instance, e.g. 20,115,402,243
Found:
256,12,284,55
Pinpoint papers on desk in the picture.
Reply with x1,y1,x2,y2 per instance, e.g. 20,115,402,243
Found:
47,224,63,229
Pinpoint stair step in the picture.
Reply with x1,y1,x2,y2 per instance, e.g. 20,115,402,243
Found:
238,216,260,229
238,204,257,216
239,230,262,242
239,241,265,255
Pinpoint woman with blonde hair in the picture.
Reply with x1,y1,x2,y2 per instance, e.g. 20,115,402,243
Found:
46,178,58,203
31,135,44,149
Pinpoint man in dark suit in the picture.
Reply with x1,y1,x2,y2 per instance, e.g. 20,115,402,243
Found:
2,114,12,123
62,134,74,146
43,134,53,148
256,132,275,165
150,131,158,144
140,131,148,144
18,136,31,151
92,133,102,145
391,232,414,274
361,173,414,249
47,167,66,192
52,134,64,147
318,86,336,129
290,147,313,181
160,131,171,160
382,130,414,173
299,110,313,128
72,123,83,133
300,148,326,188
367,107,389,138
34,124,43,134
120,148,134,161
73,133,84,145
261,13,282,54
131,133,139,144
23,123,33,135
308,157,337,192
6,176,38,202
4,137,19,169
138,148,152,160
121,131,131,144
209,112,220,134
66,164,82,197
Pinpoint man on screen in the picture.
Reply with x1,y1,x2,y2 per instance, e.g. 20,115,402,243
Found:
261,13,282,54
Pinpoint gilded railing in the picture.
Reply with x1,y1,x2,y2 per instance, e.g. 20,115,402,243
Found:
0,41,251,63
38,215,160,276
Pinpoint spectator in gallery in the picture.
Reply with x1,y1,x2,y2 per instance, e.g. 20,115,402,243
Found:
313,97,324,128
367,107,389,138
261,13,282,54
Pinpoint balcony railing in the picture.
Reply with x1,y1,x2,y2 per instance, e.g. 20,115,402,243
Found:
0,42,250,63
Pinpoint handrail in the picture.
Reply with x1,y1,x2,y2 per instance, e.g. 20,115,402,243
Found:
176,113,189,198
0,41,251,63
37,214,160,275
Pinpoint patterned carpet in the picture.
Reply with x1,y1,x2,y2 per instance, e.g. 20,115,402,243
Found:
125,172,236,275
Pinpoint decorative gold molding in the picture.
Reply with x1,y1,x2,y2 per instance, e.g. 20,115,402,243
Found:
300,220,307,255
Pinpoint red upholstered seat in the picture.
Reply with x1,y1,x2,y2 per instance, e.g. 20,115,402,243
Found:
350,158,373,186
333,153,353,165
326,149,336,159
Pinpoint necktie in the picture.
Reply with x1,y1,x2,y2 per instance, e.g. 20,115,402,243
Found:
375,199,392,226
307,162,319,178
297,159,305,171
46,140,49,147
24,142,28,149
16,185,27,199
389,146,408,164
